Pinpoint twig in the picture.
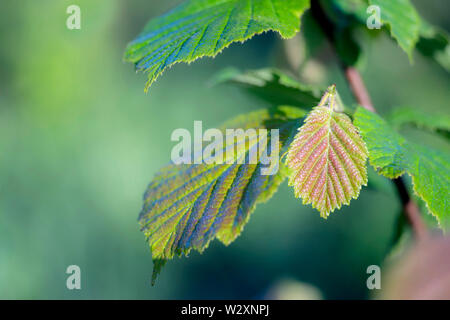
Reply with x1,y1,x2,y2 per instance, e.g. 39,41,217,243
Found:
310,1,428,240
344,67,376,112
346,67,428,240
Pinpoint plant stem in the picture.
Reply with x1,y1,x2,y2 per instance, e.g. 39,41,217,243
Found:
345,66,428,240
310,1,428,240
344,67,376,113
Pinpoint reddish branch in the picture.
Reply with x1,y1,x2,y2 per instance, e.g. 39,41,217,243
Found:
346,68,428,240
344,67,376,113
310,2,428,240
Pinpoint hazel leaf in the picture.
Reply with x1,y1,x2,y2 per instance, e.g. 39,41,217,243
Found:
124,0,311,90
285,85,369,218
354,107,450,231
140,106,306,283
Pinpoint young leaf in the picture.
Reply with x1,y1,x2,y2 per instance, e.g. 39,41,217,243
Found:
354,107,450,231
369,0,421,60
124,0,310,90
212,68,321,107
140,106,305,283
285,85,369,218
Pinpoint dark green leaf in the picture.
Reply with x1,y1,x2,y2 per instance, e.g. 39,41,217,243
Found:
334,27,363,66
387,106,450,139
301,11,326,58
331,0,368,20
417,22,450,72
318,0,366,66
213,68,321,108
319,0,367,24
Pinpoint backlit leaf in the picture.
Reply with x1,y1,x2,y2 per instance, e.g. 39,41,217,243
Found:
369,0,421,60
354,107,450,230
140,106,306,284
124,0,310,90
286,85,369,218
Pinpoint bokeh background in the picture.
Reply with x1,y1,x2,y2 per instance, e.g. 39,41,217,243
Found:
0,0,449,299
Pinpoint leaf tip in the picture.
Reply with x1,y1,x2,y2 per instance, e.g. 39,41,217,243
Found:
151,259,167,286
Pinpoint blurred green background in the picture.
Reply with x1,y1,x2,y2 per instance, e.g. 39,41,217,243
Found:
0,0,448,299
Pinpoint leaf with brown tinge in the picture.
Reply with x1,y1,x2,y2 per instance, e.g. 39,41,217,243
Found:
286,85,368,218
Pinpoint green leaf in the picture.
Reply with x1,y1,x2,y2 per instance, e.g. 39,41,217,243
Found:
328,0,448,69
286,85,369,218
151,259,167,286
369,0,421,60
354,107,450,230
356,109,407,179
387,106,450,139
318,0,366,67
334,27,363,67
300,11,326,59
417,22,450,72
124,0,310,90
329,0,368,22
212,68,321,107
140,106,305,283
319,0,367,24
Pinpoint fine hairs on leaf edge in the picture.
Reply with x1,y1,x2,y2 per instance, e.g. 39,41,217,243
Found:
130,28,300,92
124,0,311,91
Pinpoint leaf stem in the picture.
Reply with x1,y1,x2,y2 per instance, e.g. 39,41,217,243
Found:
310,1,428,240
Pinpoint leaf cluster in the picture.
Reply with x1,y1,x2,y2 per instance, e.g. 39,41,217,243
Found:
124,0,450,282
